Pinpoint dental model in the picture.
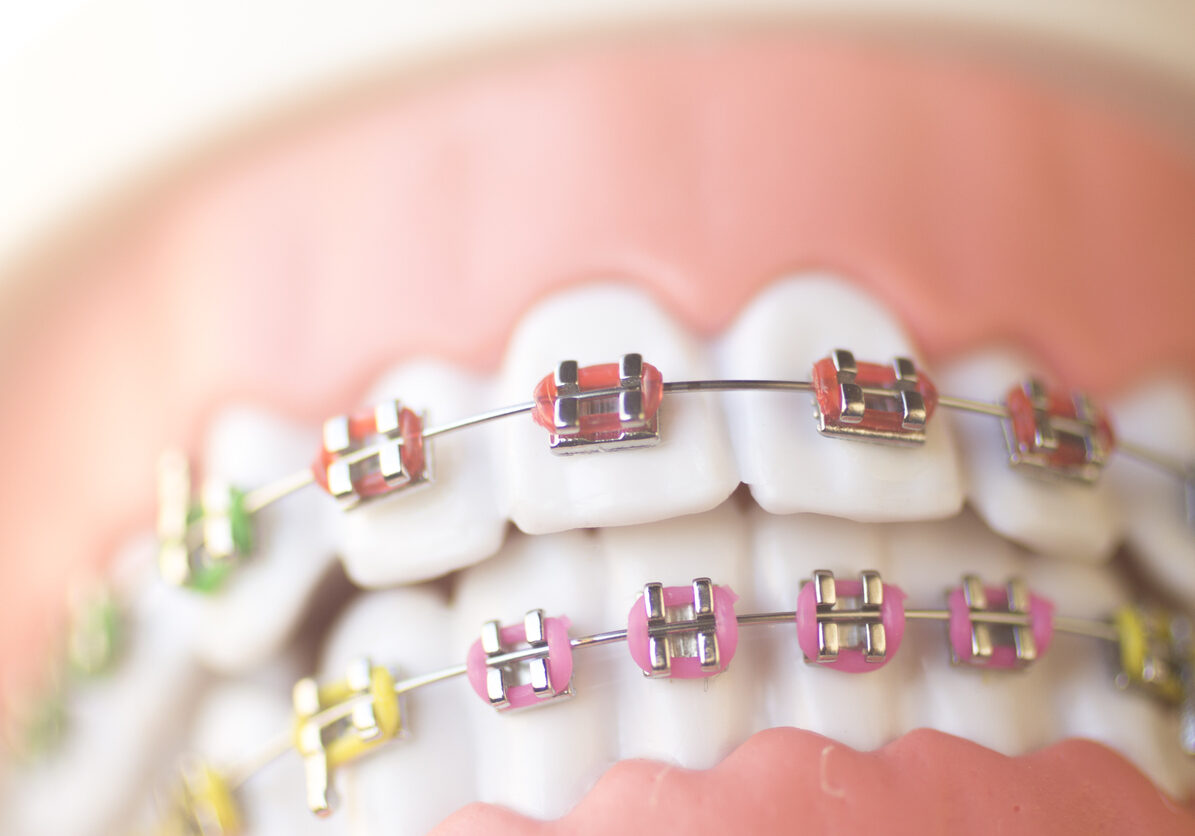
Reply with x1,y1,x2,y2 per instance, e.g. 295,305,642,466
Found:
5,13,1195,836
40,348,1195,832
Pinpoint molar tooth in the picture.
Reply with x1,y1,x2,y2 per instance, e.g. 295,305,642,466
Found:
887,510,1056,756
598,500,759,769
1107,378,1195,606
1024,559,1195,798
716,275,963,522
452,529,614,820
321,586,475,835
497,285,737,534
336,359,507,586
939,350,1121,562
1,536,202,836
194,406,339,673
750,509,904,751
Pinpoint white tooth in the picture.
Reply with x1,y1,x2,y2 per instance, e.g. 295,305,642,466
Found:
498,285,738,534
597,500,759,769
1107,378,1195,604
337,359,508,586
1024,558,1195,798
195,405,339,672
452,529,615,820
716,275,963,522
321,586,475,835
188,684,330,835
938,349,1121,562
887,510,1056,755
2,536,202,836
236,639,322,697
750,509,906,751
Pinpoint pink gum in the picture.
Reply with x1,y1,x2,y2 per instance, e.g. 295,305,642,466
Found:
431,728,1195,836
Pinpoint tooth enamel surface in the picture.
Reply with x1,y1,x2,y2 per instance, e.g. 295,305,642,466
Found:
939,350,1122,563
194,406,340,672
498,285,738,534
1025,559,1195,798
750,509,906,752
1108,378,1195,606
337,359,508,586
716,276,964,522
322,586,476,835
188,684,328,835
887,511,1056,757
2,537,202,836
598,500,762,770
452,529,615,820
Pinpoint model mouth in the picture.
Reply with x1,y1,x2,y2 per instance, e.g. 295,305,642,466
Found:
2,30,1195,836
192,276,1185,834
12,274,1193,835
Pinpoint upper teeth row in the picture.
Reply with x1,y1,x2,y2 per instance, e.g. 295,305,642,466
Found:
147,567,1193,833
155,350,1192,592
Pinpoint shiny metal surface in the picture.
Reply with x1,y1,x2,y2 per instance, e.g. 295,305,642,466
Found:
809,570,889,664
1008,578,1037,663
815,352,931,444
549,353,661,454
641,578,722,676
479,609,562,709
962,575,994,662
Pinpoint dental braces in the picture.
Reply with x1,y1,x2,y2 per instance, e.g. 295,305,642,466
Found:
20,350,1195,828
157,349,1192,593
147,569,1192,834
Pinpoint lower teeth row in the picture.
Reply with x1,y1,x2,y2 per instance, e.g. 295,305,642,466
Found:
148,568,1192,832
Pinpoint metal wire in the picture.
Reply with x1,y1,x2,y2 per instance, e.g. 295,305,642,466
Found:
242,468,315,515
936,395,1009,418
224,729,294,791
1118,438,1190,479
424,402,536,439
222,377,1191,520
664,379,813,394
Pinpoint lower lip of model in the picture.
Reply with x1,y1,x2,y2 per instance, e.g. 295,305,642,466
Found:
430,726,1195,834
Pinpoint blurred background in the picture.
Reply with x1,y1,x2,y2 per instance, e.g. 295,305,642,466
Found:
4,0,1195,292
